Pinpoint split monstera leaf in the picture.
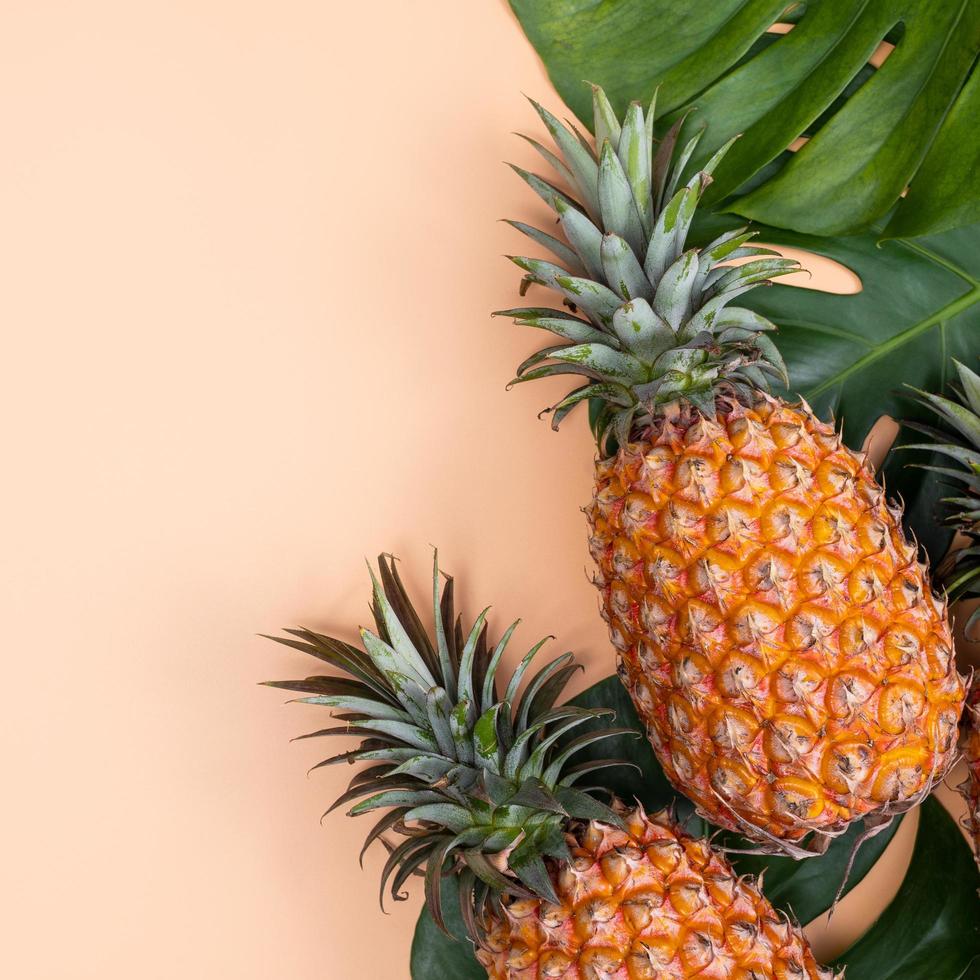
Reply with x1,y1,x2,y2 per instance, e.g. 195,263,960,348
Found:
508,0,980,238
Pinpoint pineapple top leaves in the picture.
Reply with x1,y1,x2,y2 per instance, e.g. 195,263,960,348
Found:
264,553,636,940
905,359,980,635
497,86,799,455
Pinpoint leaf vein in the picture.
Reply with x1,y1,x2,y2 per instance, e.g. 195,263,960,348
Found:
803,286,980,399
896,238,980,288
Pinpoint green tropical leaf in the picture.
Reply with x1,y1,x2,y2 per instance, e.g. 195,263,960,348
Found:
831,797,980,979
508,0,980,237
409,875,484,980
883,64,980,240
410,676,979,978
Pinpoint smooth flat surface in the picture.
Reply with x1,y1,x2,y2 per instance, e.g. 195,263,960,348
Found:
0,2,967,977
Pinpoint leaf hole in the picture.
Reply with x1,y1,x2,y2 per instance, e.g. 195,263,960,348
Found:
729,246,862,295
861,415,900,472
876,21,907,62
869,40,896,69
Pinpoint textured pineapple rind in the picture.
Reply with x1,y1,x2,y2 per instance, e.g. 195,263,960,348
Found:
588,395,967,847
477,804,838,979
964,680,980,868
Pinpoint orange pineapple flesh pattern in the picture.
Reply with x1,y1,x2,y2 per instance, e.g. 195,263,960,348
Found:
478,806,837,979
588,396,965,844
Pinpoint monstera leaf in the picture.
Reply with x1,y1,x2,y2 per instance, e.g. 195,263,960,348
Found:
508,0,980,238
830,797,980,978
411,676,980,979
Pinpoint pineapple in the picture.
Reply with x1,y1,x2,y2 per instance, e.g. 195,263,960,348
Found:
905,359,980,863
266,553,837,977
497,88,967,852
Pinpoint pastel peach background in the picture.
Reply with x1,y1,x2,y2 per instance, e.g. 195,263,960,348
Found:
2,2,968,978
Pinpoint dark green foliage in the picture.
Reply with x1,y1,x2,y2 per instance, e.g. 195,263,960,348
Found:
508,0,980,237
830,797,980,979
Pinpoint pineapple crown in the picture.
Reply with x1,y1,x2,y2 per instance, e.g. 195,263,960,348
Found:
265,553,636,938
905,358,980,635
495,85,799,454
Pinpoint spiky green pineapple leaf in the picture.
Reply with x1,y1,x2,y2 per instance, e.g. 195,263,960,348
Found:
508,0,980,238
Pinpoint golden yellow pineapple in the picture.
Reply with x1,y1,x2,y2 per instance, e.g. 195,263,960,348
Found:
499,88,967,850
591,396,963,847
267,554,836,977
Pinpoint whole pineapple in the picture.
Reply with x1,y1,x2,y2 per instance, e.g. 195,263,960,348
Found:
498,88,966,851
266,553,837,977
905,359,980,864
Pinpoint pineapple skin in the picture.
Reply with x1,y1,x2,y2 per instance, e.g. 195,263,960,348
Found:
587,395,966,845
965,680,980,866
477,806,836,979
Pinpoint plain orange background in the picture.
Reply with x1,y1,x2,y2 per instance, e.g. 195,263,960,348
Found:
2,2,971,978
